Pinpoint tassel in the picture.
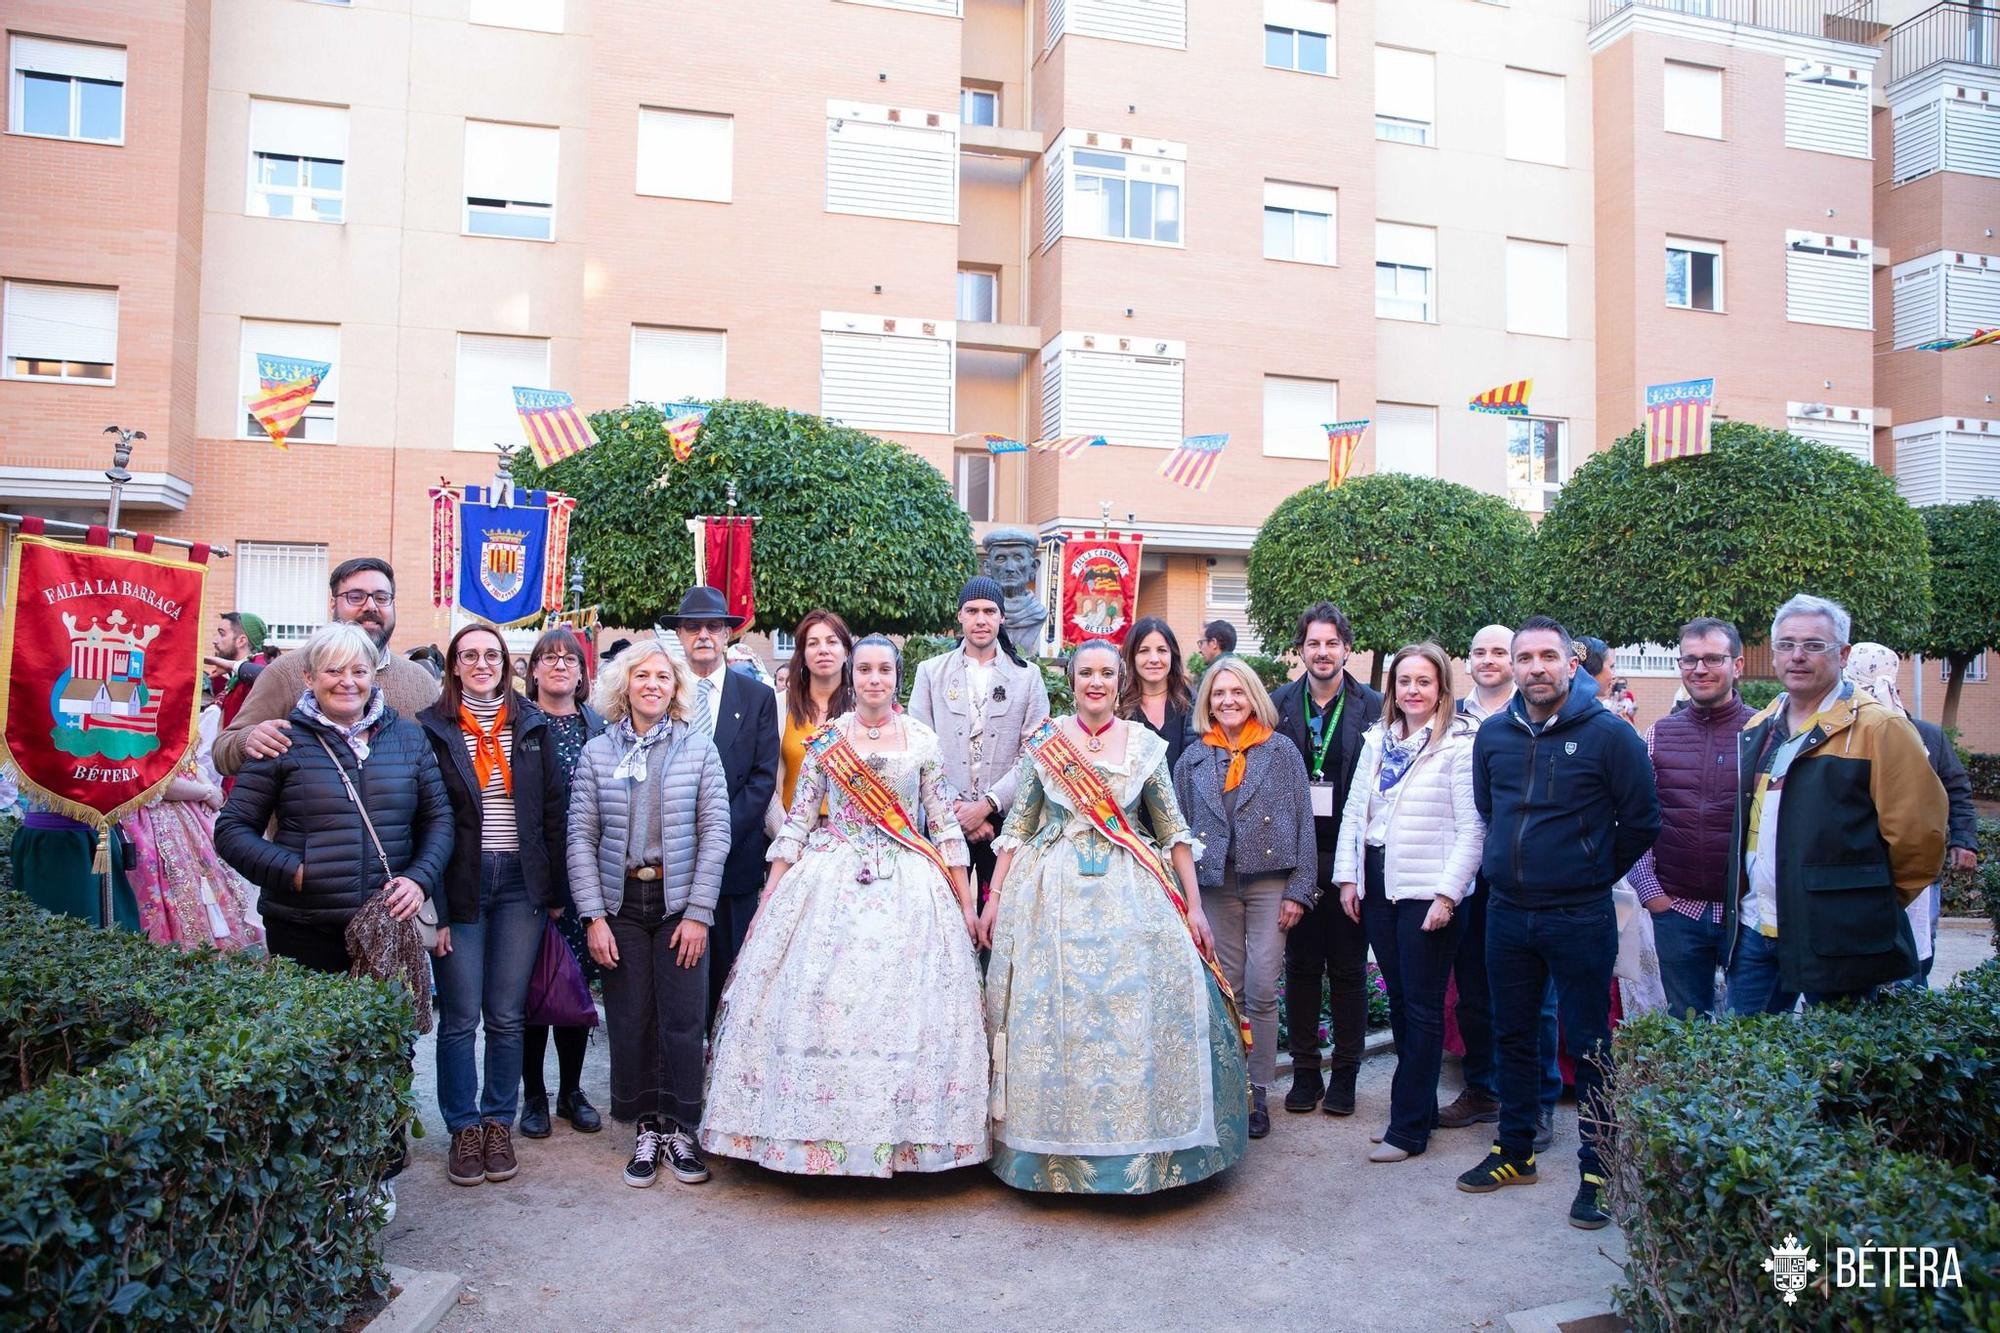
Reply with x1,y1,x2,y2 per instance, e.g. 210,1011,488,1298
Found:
90,827,111,875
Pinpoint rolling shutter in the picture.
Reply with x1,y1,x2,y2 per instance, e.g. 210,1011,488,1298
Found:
3,281,118,364
250,99,348,161
10,35,125,82
630,326,726,404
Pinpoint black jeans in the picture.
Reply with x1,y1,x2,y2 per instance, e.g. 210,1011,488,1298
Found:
264,917,354,974
604,876,709,1128
1285,848,1369,1074
1488,896,1617,1175
705,891,756,1029
1360,848,1465,1154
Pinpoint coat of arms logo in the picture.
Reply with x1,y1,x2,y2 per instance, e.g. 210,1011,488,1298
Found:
478,526,529,601
1763,1234,1818,1305
51,609,162,760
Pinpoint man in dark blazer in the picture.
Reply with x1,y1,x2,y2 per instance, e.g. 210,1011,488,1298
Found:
1267,601,1381,1116
663,586,780,1024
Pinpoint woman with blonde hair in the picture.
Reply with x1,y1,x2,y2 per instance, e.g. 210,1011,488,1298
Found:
1173,655,1317,1139
1333,642,1483,1163
567,639,730,1189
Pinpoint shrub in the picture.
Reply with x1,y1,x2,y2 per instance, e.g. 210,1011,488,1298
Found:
1940,816,1999,922
1739,679,1783,712
0,895,414,1329
1605,964,2000,1330
1967,753,2000,802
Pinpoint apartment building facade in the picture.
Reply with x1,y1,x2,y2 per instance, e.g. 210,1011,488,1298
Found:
3,0,1996,738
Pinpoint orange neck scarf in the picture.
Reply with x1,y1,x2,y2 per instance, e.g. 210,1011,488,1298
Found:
1203,717,1273,791
460,699,513,795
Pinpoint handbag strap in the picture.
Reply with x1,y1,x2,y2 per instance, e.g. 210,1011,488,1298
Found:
314,732,395,882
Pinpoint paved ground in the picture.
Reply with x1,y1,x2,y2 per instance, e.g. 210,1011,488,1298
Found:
383,920,1994,1333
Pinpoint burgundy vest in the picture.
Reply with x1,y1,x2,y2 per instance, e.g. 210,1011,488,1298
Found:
1649,694,1755,904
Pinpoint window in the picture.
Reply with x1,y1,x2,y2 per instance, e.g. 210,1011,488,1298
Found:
463,120,558,240
1892,251,2000,351
1376,403,1437,476
1943,653,1989,685
826,101,958,225
1894,418,2000,506
9,36,124,144
2,280,117,383
1375,47,1435,145
956,268,997,323
468,0,564,32
1785,231,1871,330
1073,147,1182,245
1262,374,1337,460
1263,181,1336,265
1504,68,1565,166
1784,58,1869,159
954,451,993,522
636,107,732,202
1663,61,1722,139
1204,559,1262,654
239,320,339,443
1505,239,1567,338
1665,236,1723,311
1507,417,1566,511
234,542,329,647
959,86,997,127
454,333,550,451
1040,331,1184,449
1613,644,1683,678
246,99,348,222
629,326,725,405
820,312,954,435
1784,403,1873,464
1376,222,1436,321
1262,1,1336,74
1048,0,1187,51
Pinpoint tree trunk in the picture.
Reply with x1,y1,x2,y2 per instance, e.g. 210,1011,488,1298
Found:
1941,653,1970,734
1369,649,1384,694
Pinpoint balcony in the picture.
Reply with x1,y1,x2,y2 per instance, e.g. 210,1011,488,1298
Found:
1588,0,1880,45
1887,3,2000,86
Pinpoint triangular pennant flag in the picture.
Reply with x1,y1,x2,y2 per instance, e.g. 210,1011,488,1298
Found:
662,402,712,463
1159,434,1228,491
512,387,600,467
1323,420,1369,489
245,354,331,449
1468,379,1533,416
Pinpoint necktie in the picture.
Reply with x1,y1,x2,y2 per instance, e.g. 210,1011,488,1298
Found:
698,676,717,735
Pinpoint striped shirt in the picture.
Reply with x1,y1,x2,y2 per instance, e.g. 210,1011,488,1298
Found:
462,693,519,853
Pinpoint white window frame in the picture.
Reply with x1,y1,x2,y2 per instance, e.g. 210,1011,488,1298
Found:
954,450,993,522
1375,402,1438,477
1505,238,1568,338
1070,142,1184,247
1375,47,1436,146
1262,374,1338,461
462,120,558,242
956,268,997,323
628,325,726,406
1507,416,1567,512
1262,1,1334,75
8,37,125,145
1504,67,1566,167
468,0,564,33
1666,235,1724,312
239,320,340,444
2,280,118,385
1376,222,1436,323
453,332,551,452
1663,61,1722,139
635,107,733,203
1613,644,1682,678
246,100,348,224
1263,180,1336,266
1943,653,1989,685
234,541,330,648
959,86,998,127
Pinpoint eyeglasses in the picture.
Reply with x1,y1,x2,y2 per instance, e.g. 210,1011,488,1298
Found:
683,621,732,635
1773,639,1836,657
336,589,396,608
1677,654,1732,670
456,649,506,666
537,653,580,668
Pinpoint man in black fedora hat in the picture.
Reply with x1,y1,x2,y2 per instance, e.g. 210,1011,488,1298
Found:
660,585,780,1023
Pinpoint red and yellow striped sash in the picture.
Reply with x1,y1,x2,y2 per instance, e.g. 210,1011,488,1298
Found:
807,723,956,897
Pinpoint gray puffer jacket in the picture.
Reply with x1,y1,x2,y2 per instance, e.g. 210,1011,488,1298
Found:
566,717,731,924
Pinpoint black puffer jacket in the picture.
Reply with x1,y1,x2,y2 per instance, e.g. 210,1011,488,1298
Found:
417,693,569,924
216,704,455,929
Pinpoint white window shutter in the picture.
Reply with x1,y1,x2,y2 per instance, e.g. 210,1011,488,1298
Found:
825,102,958,224
10,35,126,82
1059,0,1186,50
840,0,962,13
1375,403,1437,476
1041,140,1067,251
1892,94,1943,183
819,313,954,434
250,100,349,161
1505,239,1567,337
1784,59,1870,159
1944,92,2000,177
1784,404,1873,464
1785,232,1871,330
1261,375,1336,460
1947,256,2000,336
455,333,550,451
1264,0,1334,38
468,0,564,31
1040,331,1184,449
1896,418,2000,505
1376,48,1435,125
630,326,726,404
1663,62,1722,138
1891,257,1944,349
636,108,733,201
1504,68,1565,166
464,121,558,204
3,281,118,363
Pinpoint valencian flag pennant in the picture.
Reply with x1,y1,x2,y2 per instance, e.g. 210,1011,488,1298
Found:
1917,328,1999,352
983,433,1027,455
245,354,331,448
1159,433,1228,491
512,387,600,467
662,402,711,464
1324,419,1369,490
1469,379,1533,416
1645,376,1716,466
1031,434,1106,457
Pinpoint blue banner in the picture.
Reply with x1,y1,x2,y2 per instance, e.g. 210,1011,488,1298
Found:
456,486,552,626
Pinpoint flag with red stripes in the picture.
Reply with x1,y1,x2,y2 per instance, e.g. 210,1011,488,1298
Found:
245,355,331,449
1469,379,1533,416
512,387,600,467
661,402,711,463
1644,377,1716,466
1323,419,1370,490
1030,434,1105,457
1158,434,1229,491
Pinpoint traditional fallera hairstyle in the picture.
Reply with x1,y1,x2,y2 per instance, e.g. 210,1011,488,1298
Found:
592,638,689,725
785,609,855,730
1382,642,1456,748
851,633,904,698
526,625,591,706
1117,616,1192,719
440,621,513,716
1066,637,1125,693
1190,654,1280,733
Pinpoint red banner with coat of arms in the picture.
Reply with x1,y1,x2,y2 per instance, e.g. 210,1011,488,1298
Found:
0,533,209,826
1058,531,1143,649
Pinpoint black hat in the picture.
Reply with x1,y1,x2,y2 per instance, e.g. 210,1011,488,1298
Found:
659,585,735,627
959,575,1006,611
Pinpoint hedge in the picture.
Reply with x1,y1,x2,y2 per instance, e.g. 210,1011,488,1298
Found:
1605,962,2000,1330
1940,816,1999,928
1967,753,2000,803
0,894,414,1329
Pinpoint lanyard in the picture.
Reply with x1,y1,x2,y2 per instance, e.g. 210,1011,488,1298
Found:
1308,689,1347,780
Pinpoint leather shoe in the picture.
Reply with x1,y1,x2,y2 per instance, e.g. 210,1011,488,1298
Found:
1321,1066,1357,1116
1436,1088,1501,1128
1284,1066,1324,1113
558,1089,603,1134
1248,1086,1270,1140
518,1094,552,1140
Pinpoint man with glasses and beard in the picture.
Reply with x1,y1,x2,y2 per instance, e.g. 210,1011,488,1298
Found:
215,557,441,775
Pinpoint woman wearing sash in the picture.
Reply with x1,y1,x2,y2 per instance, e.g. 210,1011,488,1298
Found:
700,636,990,1176
977,639,1250,1194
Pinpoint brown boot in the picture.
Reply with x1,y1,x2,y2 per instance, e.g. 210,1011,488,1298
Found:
448,1126,486,1186
1437,1088,1502,1128
481,1119,519,1182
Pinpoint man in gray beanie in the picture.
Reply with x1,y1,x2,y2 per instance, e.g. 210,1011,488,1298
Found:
909,575,1052,910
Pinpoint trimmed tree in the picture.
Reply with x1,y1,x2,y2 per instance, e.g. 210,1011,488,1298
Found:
1529,423,1932,652
514,400,978,635
1918,499,2000,732
1246,473,1536,688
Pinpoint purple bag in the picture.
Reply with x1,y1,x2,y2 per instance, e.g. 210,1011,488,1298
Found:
524,919,599,1029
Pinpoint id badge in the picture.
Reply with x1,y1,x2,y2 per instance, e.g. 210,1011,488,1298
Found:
1310,782,1335,818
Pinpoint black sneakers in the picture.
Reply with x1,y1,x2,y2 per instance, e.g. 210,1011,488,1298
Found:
1456,1144,1538,1192
1284,1066,1324,1113
1569,1173,1610,1230
623,1120,663,1188
662,1127,710,1184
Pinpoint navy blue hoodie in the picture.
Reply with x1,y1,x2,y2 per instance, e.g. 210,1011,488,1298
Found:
1471,681,1660,909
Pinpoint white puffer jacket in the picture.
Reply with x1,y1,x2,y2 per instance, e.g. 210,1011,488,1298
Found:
1331,713,1484,904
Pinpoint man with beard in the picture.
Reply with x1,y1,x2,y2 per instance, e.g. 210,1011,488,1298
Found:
206,612,269,730
214,558,441,775
1269,602,1380,1117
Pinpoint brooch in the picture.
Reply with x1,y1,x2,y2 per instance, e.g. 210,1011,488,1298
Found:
948,687,960,701
992,685,1007,703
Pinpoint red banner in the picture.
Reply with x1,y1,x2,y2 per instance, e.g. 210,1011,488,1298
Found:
1059,532,1143,648
702,515,755,633
0,535,209,827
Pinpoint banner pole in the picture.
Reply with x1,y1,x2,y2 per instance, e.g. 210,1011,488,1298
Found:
98,427,143,930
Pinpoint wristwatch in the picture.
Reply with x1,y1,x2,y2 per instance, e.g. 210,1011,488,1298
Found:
982,792,1000,818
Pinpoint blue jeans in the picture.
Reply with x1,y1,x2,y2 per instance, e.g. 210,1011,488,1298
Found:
1488,897,1617,1174
1457,886,1563,1107
1724,925,1883,1013
434,853,546,1134
1360,848,1465,1154
1652,909,1727,1018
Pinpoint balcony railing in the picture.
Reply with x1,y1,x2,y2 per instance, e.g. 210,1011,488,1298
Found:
1589,0,1879,44
1887,3,2000,85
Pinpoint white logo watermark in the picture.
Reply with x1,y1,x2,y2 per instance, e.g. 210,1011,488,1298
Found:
1765,1233,1962,1305
1764,1235,1816,1305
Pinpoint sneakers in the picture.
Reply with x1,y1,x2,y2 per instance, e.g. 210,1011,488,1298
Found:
624,1120,664,1188
519,1093,553,1140
1569,1173,1610,1230
662,1127,710,1184
1534,1106,1556,1153
448,1126,486,1186
1283,1066,1324,1113
1456,1144,1538,1193
1436,1088,1502,1128
374,1181,397,1226
481,1120,518,1182
1321,1066,1357,1117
